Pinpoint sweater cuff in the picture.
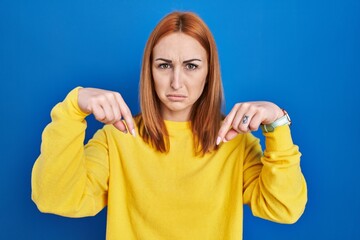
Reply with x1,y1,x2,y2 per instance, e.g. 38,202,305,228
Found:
263,125,294,152
54,87,89,121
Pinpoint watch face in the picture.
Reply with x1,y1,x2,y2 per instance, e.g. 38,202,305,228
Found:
261,124,274,132
267,126,275,132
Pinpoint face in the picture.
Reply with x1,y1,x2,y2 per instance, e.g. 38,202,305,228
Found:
152,32,208,121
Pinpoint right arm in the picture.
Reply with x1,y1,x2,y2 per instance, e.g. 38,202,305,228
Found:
31,87,134,217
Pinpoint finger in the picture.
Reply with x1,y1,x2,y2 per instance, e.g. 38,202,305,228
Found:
236,114,253,133
248,112,262,131
90,94,116,124
234,104,259,133
121,106,135,136
113,120,128,133
217,104,240,145
107,94,122,124
115,93,136,136
224,128,239,142
101,102,116,124
237,115,252,133
231,108,250,133
92,104,106,123
109,105,121,124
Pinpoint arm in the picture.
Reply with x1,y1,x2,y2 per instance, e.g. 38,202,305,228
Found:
217,102,307,223
242,125,307,223
32,88,110,217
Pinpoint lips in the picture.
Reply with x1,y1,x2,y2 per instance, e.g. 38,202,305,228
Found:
166,94,187,101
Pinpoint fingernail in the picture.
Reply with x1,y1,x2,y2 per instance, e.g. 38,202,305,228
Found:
223,139,228,143
131,129,136,137
216,136,222,146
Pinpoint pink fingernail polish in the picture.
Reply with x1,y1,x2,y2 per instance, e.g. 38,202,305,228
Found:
216,136,222,145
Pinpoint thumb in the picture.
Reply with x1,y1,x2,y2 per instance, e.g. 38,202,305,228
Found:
224,129,239,142
113,120,128,133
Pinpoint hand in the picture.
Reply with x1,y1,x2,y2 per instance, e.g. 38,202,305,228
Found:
78,88,135,135
216,101,283,145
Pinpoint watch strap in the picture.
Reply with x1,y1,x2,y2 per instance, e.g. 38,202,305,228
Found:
261,109,291,132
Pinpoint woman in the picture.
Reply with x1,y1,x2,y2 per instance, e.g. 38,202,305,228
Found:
32,11,307,239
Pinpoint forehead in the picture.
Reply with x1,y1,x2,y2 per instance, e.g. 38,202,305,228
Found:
152,32,207,59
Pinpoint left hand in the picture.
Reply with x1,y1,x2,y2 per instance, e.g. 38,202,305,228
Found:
216,101,284,145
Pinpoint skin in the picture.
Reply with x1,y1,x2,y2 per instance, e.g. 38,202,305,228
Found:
78,87,135,135
217,101,283,145
151,33,208,122
77,33,284,144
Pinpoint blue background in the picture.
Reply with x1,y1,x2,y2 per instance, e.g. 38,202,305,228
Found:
1,0,359,239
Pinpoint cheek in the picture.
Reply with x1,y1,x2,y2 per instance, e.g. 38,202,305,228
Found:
152,72,167,96
197,81,207,97
191,73,207,95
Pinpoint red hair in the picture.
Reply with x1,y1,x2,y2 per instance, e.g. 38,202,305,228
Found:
137,11,224,156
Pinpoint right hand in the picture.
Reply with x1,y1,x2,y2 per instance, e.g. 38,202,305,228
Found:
78,88,135,135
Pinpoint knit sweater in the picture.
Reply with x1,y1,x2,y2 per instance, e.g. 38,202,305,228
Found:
32,87,307,240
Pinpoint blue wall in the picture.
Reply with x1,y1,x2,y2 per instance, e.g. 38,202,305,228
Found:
1,0,359,239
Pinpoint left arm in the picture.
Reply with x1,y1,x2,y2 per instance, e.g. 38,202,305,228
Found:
217,102,307,223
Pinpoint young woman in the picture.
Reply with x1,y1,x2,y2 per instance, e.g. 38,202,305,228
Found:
32,11,307,240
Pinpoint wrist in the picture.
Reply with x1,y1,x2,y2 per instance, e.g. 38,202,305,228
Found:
275,107,285,120
261,109,291,133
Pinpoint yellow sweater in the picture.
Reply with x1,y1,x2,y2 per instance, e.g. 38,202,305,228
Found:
32,88,307,240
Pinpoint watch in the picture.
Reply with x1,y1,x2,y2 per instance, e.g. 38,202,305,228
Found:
261,109,291,132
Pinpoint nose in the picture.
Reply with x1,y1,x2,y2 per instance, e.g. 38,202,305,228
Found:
170,67,182,90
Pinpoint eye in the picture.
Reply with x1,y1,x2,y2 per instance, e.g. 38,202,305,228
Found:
185,63,198,70
158,63,171,69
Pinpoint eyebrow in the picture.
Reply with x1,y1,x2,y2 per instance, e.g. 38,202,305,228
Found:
154,58,202,63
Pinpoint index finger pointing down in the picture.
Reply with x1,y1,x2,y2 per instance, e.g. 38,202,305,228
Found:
216,106,239,145
115,93,136,136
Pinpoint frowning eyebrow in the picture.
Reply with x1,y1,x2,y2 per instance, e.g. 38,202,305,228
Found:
184,58,202,64
154,58,202,63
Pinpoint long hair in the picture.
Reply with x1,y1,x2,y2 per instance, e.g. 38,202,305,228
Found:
137,11,224,156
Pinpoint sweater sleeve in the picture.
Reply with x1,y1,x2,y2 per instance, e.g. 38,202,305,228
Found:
31,87,109,218
242,125,307,223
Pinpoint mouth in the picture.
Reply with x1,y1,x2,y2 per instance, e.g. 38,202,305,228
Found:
166,94,187,102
